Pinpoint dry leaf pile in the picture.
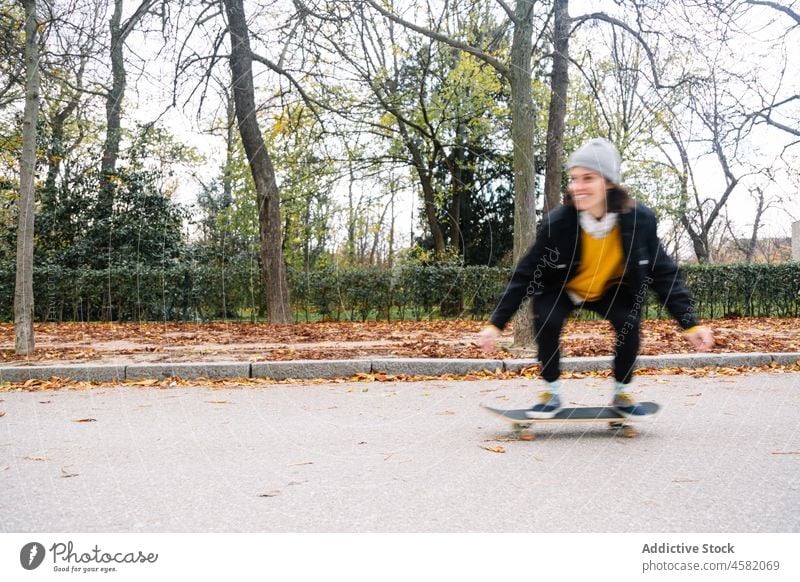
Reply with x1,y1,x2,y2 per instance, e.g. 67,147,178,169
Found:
0,318,798,364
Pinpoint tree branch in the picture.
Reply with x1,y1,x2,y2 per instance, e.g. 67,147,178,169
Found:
119,0,158,43
531,1,555,57
746,0,800,25
753,111,800,137
495,0,518,25
571,11,690,90
250,51,322,121
363,0,511,79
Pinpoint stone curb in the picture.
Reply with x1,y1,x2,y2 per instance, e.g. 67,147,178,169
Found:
0,364,125,383
125,362,251,381
0,353,797,384
637,353,775,368
501,357,613,373
370,358,503,376
769,353,800,366
252,360,370,381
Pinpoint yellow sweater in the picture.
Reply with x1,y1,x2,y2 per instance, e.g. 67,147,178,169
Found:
566,225,624,302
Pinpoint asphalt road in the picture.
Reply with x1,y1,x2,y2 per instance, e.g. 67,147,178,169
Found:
2,371,799,532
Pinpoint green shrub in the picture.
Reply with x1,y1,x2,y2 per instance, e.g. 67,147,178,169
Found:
0,261,797,322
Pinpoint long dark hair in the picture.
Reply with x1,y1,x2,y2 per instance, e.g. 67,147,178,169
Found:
563,183,635,213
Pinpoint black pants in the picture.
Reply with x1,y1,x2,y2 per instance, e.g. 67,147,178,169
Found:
533,286,640,384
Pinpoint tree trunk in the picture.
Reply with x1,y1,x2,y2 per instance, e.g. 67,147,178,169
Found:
369,198,391,265
543,0,570,216
346,162,357,263
100,0,126,216
667,124,710,263
681,214,710,263
745,189,767,263
223,0,292,324
419,170,447,258
44,83,82,198
448,120,469,256
15,0,39,355
449,160,463,255
388,187,395,269
223,88,235,205
397,120,447,258
510,0,537,348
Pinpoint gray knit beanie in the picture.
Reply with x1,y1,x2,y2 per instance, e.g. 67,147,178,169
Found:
567,138,621,185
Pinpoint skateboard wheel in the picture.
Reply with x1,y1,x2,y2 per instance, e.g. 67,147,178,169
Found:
517,428,535,441
622,425,637,438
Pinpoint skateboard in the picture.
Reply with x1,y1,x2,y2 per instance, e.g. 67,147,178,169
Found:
482,402,660,440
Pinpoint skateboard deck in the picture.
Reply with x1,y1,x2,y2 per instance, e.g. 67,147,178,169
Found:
482,402,659,439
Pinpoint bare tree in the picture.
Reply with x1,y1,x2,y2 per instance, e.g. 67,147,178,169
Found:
15,0,40,354
99,0,160,213
660,74,766,264
706,1,799,147
40,0,103,198
723,188,767,263
721,167,786,262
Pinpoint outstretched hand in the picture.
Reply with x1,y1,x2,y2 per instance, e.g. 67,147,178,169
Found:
477,325,501,353
685,326,714,352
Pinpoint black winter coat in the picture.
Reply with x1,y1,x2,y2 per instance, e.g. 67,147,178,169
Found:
489,202,698,331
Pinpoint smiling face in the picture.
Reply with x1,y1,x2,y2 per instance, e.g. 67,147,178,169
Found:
568,167,610,218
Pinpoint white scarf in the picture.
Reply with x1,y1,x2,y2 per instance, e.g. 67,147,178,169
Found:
579,211,618,239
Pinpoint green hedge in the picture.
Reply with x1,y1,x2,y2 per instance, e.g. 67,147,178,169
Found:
288,265,509,321
0,262,798,322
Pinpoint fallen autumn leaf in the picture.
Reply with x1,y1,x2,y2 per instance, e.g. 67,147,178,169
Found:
258,490,281,497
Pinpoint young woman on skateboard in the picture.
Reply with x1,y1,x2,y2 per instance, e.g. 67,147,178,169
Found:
477,138,714,419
